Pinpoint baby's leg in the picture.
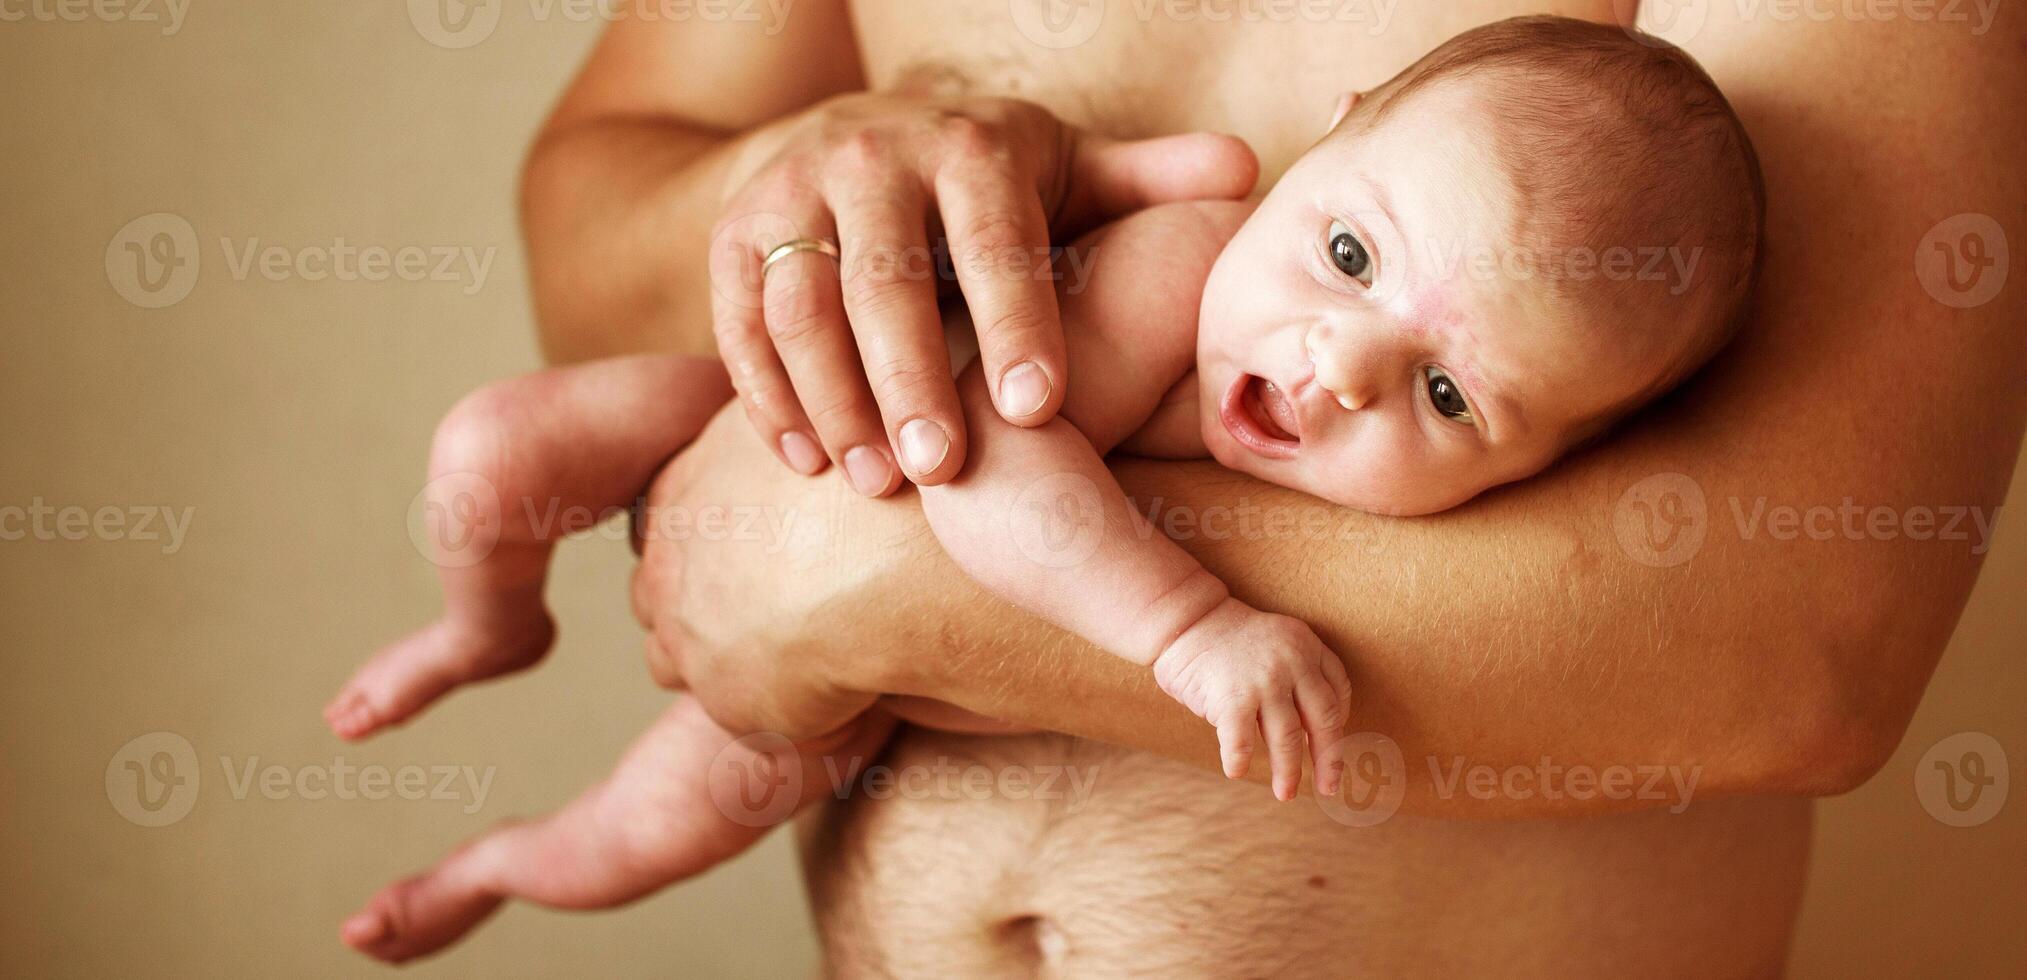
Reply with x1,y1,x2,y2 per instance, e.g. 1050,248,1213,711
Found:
341,698,894,964
325,354,732,740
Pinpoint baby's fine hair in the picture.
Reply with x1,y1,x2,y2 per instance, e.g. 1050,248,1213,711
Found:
1352,15,1766,440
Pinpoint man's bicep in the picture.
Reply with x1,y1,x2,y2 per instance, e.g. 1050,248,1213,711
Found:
549,0,865,132
1676,6,2026,440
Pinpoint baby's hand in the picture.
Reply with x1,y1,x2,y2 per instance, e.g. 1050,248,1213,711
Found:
1152,598,1353,801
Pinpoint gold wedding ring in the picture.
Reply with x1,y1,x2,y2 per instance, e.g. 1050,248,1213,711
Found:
761,237,841,275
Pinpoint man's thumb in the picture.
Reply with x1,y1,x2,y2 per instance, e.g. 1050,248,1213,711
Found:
1057,132,1259,232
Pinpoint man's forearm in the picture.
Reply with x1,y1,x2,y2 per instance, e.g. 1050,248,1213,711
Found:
865,422,2000,818
520,117,783,364
516,2,865,364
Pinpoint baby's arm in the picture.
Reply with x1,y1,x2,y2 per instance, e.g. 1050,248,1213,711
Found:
325,354,732,739
918,202,1351,800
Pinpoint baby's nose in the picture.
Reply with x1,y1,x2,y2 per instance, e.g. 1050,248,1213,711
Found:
1304,325,1384,411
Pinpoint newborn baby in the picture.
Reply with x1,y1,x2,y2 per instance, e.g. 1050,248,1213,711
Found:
331,15,1763,963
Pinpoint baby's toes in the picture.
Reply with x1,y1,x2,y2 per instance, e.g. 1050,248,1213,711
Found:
341,871,502,964
321,688,382,742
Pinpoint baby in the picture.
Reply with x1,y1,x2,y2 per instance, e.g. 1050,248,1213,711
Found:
331,16,1762,963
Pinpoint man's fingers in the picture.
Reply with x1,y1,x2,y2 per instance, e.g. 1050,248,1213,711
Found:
709,215,828,478
1057,132,1260,233
936,162,1067,431
760,213,898,496
830,185,967,486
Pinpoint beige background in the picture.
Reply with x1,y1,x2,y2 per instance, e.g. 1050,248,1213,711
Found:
1,4,2019,978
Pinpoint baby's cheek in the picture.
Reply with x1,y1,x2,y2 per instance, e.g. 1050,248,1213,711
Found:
1296,427,1450,515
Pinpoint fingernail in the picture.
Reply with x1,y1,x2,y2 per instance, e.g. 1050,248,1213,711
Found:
843,446,892,497
997,361,1052,419
779,432,826,475
897,418,951,476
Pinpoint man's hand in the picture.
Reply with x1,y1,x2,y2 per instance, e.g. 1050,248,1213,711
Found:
706,94,1256,494
628,407,901,739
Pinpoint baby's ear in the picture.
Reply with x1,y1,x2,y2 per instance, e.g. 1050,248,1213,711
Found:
1327,92,1362,132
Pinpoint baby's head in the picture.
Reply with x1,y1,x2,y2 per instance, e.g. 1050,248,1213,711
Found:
1197,15,1763,515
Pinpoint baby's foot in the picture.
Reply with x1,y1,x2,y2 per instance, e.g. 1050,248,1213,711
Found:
1153,598,1353,801
324,610,555,741
340,848,505,964
341,698,892,963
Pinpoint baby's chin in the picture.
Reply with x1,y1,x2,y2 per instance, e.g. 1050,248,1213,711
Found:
1268,458,1494,517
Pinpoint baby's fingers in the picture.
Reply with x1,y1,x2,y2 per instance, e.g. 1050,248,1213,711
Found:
1214,705,1256,781
1295,662,1352,798
1262,700,1307,802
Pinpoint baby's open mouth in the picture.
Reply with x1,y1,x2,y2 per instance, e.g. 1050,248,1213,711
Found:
1221,374,1302,458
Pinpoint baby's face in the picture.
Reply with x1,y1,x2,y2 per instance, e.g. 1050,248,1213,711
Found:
1196,82,1669,515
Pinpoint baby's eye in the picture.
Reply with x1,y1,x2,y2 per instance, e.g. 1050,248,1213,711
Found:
1327,220,1374,287
1424,366,1475,425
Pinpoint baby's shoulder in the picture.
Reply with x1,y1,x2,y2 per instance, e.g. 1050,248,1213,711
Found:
1081,199,1253,265
1061,200,1253,330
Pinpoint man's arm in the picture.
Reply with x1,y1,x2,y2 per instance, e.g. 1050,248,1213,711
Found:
923,7,2027,802
520,2,864,362
644,7,2025,816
